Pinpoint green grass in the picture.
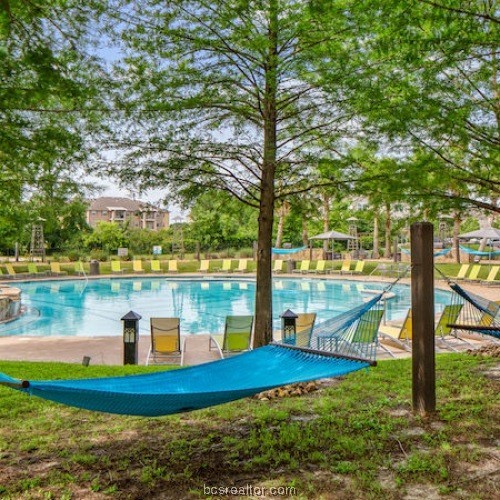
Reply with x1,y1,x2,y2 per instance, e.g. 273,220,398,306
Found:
0,354,498,498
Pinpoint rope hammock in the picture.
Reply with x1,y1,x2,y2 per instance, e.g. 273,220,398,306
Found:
271,246,307,255
435,267,500,339
459,245,500,257
0,283,394,417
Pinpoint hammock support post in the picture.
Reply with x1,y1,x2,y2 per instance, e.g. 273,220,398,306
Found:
411,222,436,415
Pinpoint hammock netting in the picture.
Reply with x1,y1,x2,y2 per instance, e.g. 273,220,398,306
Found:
0,288,387,417
271,246,307,255
447,283,500,339
459,245,500,257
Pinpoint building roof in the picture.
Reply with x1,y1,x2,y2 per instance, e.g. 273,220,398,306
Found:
87,197,168,212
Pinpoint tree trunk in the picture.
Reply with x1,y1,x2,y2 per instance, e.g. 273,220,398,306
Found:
453,213,461,263
253,0,278,348
322,193,330,259
384,203,392,259
275,201,288,248
372,213,380,259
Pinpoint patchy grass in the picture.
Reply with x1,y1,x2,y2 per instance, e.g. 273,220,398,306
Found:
0,353,498,499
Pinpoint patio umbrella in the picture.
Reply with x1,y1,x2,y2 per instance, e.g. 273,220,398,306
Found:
309,230,356,259
458,227,500,240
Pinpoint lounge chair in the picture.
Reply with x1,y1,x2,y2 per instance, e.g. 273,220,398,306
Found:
455,264,470,280
218,259,232,272
352,261,365,275
273,259,284,273
50,262,67,276
5,264,28,279
331,260,351,274
481,266,499,286
464,264,481,282
111,260,124,274
27,263,49,277
167,260,178,273
379,309,413,352
150,260,162,272
212,315,254,357
314,260,327,274
236,259,248,273
74,261,85,276
435,304,468,350
132,260,144,273
198,260,210,272
147,317,182,365
292,260,310,273
282,312,317,347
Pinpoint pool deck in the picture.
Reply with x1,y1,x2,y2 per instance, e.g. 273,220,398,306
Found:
0,273,497,366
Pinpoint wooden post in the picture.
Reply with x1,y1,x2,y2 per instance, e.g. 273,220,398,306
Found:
411,222,436,415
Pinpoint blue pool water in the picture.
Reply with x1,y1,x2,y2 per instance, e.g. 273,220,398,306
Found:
0,278,452,337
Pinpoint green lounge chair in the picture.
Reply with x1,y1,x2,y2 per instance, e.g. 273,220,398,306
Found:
111,261,124,274
481,266,499,286
167,260,178,273
132,260,144,273
292,260,310,273
212,315,254,358
50,262,67,276
198,260,210,272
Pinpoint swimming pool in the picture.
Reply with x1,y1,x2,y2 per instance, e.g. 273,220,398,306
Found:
0,277,452,337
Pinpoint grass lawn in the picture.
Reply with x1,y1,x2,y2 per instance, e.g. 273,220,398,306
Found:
0,352,499,499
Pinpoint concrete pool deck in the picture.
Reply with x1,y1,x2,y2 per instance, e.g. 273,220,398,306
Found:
0,274,497,366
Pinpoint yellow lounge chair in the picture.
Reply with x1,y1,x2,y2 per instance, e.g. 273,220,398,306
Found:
5,264,28,279
111,260,124,274
481,266,499,286
236,259,248,273
132,260,144,273
352,261,365,275
331,260,351,274
198,260,210,272
464,264,481,282
379,309,413,352
272,259,284,273
218,259,232,272
147,317,182,365
50,262,67,276
150,260,162,272
314,260,327,274
292,260,310,273
455,264,470,280
167,260,178,273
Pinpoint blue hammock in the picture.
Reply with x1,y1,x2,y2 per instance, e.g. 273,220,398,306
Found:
459,245,500,257
400,247,452,257
0,344,370,417
271,246,307,255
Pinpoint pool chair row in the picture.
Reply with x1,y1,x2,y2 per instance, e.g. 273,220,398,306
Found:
377,303,494,355
197,259,250,273
281,259,365,275
453,264,499,286
0,262,68,279
147,315,256,366
110,259,179,274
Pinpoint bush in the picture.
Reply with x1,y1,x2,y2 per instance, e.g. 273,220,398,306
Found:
89,249,109,262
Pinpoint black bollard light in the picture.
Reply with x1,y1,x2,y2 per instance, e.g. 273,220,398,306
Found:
281,309,298,345
121,310,142,365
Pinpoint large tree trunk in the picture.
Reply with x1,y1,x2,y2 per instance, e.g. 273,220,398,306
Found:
384,203,392,259
254,0,278,348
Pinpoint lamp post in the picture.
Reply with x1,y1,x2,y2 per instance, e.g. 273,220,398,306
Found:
121,311,142,365
281,309,298,345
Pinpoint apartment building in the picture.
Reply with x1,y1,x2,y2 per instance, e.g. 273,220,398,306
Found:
86,197,169,231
